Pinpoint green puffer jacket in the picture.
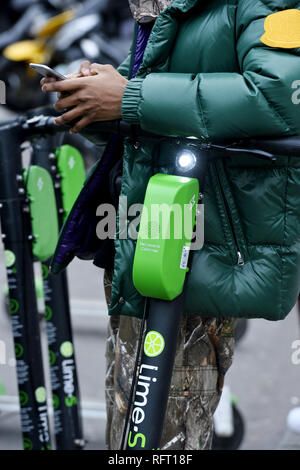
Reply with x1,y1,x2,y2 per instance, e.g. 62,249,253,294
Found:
115,0,300,321
54,0,300,321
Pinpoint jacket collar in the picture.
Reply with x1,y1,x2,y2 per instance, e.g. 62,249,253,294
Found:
168,0,201,13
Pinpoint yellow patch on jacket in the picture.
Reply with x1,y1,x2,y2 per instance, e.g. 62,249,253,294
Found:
261,9,300,48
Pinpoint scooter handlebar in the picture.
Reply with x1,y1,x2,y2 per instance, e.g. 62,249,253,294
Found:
243,136,300,157
18,115,300,159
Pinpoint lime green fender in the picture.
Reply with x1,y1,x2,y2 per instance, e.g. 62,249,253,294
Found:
55,145,85,220
133,174,199,301
25,166,59,262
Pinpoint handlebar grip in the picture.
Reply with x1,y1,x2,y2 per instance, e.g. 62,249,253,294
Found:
245,137,300,157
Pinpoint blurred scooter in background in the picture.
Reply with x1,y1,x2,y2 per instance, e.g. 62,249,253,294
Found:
0,0,133,112
0,0,133,167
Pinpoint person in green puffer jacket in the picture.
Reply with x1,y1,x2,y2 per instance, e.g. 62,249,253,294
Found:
42,0,300,450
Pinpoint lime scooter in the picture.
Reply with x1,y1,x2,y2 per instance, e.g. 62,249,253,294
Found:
6,115,300,450
0,115,85,449
29,130,86,449
0,117,52,450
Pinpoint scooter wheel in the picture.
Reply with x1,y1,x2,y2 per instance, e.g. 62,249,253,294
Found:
212,404,245,450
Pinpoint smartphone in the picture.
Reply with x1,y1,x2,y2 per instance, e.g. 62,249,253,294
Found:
29,63,67,81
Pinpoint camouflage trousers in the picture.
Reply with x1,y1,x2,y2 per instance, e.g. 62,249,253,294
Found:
128,0,174,23
104,268,235,450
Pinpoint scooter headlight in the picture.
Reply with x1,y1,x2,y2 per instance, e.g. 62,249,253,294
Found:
175,150,197,172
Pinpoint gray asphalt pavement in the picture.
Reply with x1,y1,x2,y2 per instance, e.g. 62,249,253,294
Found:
0,106,299,451
227,306,300,450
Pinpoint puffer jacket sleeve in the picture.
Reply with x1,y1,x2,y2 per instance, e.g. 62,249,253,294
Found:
117,54,131,78
121,0,300,140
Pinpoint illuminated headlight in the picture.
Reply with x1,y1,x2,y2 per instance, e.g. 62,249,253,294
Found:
176,150,197,172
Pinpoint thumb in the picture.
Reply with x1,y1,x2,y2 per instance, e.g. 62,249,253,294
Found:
79,60,92,76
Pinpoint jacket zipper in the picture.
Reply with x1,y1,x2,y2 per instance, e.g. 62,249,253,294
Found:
214,164,245,267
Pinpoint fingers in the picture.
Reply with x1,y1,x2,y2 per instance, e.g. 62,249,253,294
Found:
78,61,107,77
70,116,92,134
40,63,113,90
40,77,56,87
41,73,81,90
79,60,92,76
54,106,87,126
53,93,79,111
80,62,115,77
42,78,84,93
89,63,103,75
89,63,114,75
65,72,82,79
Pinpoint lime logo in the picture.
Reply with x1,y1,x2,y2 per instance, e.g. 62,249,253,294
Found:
19,390,29,407
9,298,19,315
68,156,75,170
49,349,56,366
37,177,44,191
65,396,77,407
5,250,16,268
52,394,59,411
35,386,46,404
129,364,158,447
15,343,24,359
60,341,73,358
128,431,146,448
45,306,52,322
23,437,33,450
189,194,196,211
144,331,165,357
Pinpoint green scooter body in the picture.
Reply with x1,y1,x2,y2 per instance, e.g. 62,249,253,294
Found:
133,174,199,301
12,145,85,301
55,145,85,220
25,166,59,262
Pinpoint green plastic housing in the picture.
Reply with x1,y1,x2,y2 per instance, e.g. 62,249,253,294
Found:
132,174,199,301
26,166,59,262
55,145,85,219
